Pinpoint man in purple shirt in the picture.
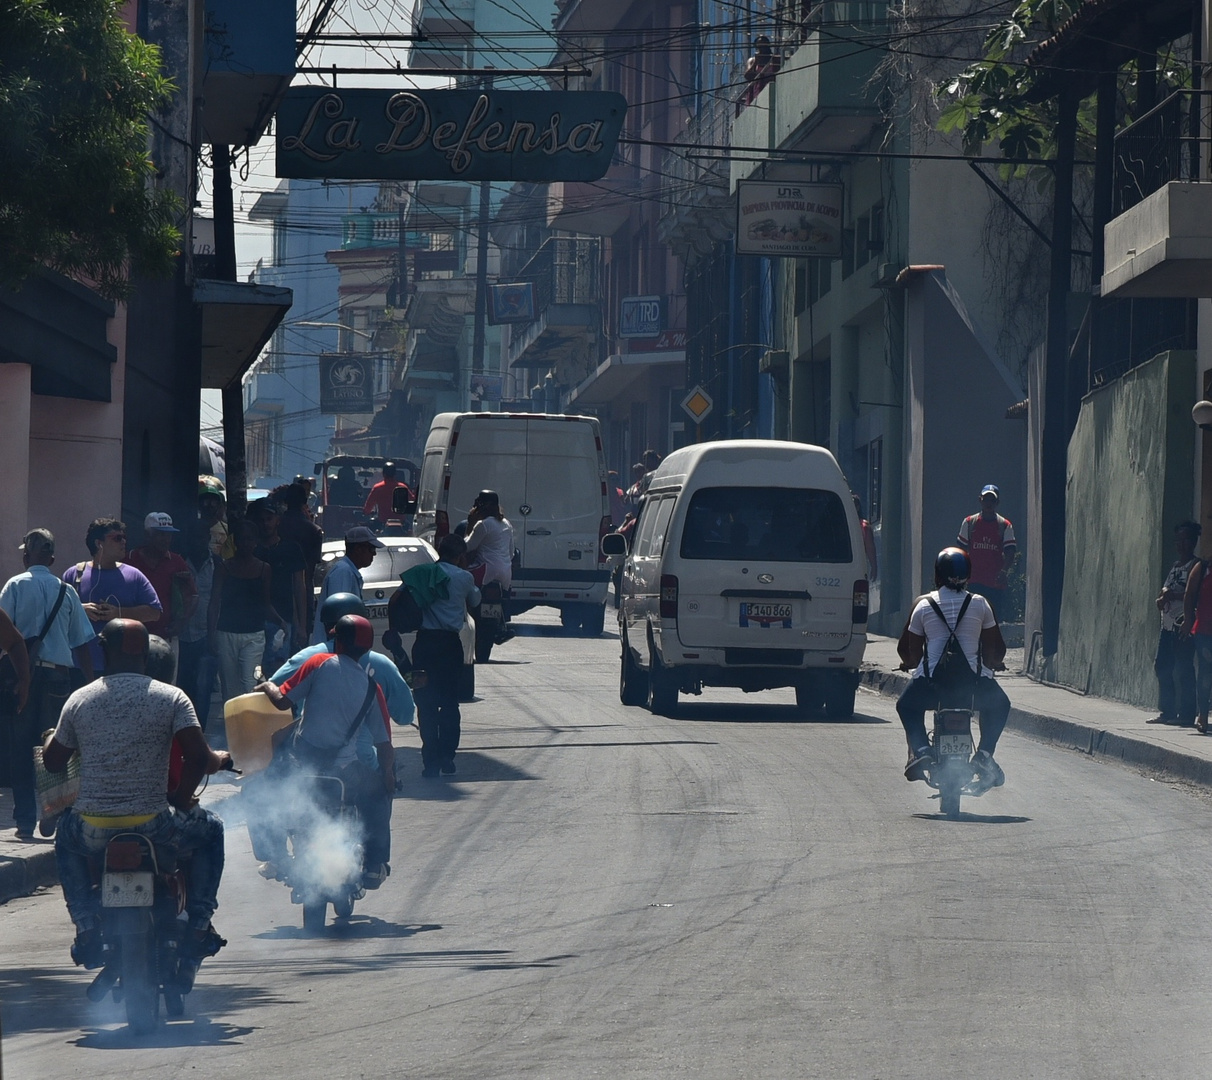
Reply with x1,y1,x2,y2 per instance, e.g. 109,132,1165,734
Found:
63,517,161,672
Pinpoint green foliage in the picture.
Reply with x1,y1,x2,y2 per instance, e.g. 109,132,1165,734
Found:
0,0,182,299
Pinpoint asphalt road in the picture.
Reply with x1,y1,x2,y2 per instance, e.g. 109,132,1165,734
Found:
4,612,1212,1079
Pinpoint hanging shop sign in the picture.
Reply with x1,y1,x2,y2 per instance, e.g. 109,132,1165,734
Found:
620,295,665,338
277,88,627,182
735,180,844,258
487,282,536,324
319,354,374,413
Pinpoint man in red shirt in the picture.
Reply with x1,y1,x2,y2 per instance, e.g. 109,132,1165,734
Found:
956,485,1017,622
363,462,411,525
128,512,197,680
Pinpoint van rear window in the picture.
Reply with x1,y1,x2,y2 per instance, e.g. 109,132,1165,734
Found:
679,487,853,563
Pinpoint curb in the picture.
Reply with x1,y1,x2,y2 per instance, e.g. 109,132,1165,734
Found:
0,847,58,906
859,665,1212,788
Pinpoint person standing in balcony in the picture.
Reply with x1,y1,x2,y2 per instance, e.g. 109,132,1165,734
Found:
742,36,781,107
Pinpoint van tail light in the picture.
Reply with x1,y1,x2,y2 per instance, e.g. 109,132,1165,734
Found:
660,575,679,620
598,515,611,565
435,511,449,542
852,579,869,624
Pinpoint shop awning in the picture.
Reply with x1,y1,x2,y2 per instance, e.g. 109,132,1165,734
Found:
566,350,684,408
195,278,292,389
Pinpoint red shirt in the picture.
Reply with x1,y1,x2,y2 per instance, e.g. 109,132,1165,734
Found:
957,513,1015,589
128,547,197,638
363,480,411,522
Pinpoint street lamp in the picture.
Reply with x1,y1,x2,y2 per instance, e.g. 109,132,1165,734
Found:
1193,400,1212,430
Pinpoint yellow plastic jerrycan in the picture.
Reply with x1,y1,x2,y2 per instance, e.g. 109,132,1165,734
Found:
224,692,295,776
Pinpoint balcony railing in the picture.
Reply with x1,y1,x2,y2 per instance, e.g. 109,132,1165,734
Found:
1114,89,1212,214
514,236,600,330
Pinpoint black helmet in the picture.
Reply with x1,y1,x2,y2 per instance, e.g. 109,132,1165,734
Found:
320,591,368,632
934,547,971,590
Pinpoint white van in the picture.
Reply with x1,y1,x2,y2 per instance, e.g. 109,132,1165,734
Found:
602,440,869,716
414,412,612,634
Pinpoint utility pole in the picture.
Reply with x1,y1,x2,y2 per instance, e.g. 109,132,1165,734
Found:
213,143,248,519
468,75,494,410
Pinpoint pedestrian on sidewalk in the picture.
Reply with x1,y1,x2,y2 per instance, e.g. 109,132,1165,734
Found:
127,512,198,683
956,484,1017,622
1149,520,1199,726
0,529,95,839
1180,550,1212,733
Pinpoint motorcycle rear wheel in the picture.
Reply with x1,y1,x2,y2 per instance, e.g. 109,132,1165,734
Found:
163,989,185,1018
939,786,962,818
333,894,355,919
303,901,327,933
121,931,159,1034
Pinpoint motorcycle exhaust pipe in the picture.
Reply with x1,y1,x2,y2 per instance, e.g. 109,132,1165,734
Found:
86,964,119,1002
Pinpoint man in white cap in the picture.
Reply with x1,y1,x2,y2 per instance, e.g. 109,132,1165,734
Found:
0,529,96,838
956,484,1017,622
311,526,383,644
129,512,197,681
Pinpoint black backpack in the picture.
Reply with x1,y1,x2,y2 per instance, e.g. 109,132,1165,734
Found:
388,584,425,633
924,594,980,699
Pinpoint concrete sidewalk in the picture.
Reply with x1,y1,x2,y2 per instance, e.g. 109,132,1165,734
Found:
860,634,1212,786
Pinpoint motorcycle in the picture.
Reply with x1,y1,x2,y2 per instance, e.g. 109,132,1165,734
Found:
84,832,198,1033
925,707,995,818
250,771,366,933
473,580,512,663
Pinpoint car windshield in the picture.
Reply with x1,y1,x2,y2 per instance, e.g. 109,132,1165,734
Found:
679,486,853,563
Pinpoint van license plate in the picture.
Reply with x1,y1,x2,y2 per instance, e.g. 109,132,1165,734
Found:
480,603,503,621
740,602,793,627
102,871,154,907
935,733,972,757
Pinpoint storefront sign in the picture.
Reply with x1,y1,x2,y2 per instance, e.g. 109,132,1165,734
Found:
277,88,627,182
620,295,665,338
628,329,687,354
319,354,374,413
488,282,536,324
735,181,844,258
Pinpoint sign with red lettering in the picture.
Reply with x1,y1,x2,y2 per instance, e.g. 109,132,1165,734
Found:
735,181,843,258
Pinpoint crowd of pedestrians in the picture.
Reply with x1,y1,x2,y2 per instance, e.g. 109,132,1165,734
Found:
0,476,328,840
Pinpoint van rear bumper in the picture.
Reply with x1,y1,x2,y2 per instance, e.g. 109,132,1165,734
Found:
509,570,609,611
656,635,866,682
656,662,861,694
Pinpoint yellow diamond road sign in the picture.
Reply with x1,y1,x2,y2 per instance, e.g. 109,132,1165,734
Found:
681,385,713,423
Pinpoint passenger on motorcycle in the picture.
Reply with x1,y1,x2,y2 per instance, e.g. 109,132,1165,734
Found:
464,489,515,590
43,619,230,969
895,547,1010,788
274,591,414,767
255,614,395,890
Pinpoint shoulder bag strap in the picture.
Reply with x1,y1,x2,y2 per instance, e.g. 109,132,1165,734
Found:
33,583,68,645
340,674,380,747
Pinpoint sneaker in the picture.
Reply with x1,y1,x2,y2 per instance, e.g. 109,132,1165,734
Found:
257,860,283,881
186,922,227,959
1146,714,1179,725
14,825,34,840
70,927,104,969
440,758,456,775
362,863,390,890
971,750,1005,788
421,765,440,778
904,747,933,783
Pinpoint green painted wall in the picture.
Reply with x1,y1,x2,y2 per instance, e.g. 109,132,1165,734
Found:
1056,350,1195,704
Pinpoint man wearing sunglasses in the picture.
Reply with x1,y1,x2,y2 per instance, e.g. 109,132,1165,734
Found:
62,517,162,673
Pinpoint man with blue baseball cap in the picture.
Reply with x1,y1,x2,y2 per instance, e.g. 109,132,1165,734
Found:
956,484,1017,622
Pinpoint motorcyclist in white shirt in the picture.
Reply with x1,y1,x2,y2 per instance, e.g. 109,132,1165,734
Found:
464,490,515,590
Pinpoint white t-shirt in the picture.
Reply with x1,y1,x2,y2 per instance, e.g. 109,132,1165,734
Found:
907,588,996,679
55,674,199,815
465,515,515,588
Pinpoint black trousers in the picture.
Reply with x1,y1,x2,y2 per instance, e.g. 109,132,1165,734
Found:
1155,628,1196,722
413,629,463,767
2,667,75,831
896,676,1011,756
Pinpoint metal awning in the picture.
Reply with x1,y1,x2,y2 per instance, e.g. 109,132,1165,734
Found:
565,350,684,407
194,279,292,389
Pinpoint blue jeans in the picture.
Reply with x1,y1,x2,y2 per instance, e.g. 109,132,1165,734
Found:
55,806,225,933
1155,628,1196,722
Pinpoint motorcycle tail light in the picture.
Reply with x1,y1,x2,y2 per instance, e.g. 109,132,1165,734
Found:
435,511,449,542
660,575,679,620
852,579,869,624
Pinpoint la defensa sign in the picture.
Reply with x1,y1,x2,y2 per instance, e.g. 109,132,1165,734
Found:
277,88,628,182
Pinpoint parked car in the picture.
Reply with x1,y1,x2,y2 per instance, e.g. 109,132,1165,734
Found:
602,440,869,717
315,536,476,701
412,412,612,635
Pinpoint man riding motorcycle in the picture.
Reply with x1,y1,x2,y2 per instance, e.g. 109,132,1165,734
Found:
895,547,1010,788
43,619,230,968
253,614,395,890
